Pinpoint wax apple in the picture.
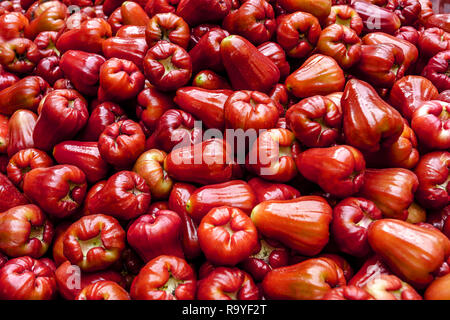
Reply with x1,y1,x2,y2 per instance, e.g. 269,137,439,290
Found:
146,109,202,153
198,206,258,266
0,38,40,75
356,44,406,88
277,0,331,21
0,204,53,258
102,37,148,70
389,75,439,120
59,50,105,96
189,29,229,73
98,120,145,169
241,238,289,282
127,210,184,262
192,70,231,90
168,182,201,260
342,79,404,153
116,246,144,289
285,54,345,98
143,41,192,92
0,172,29,212
79,102,127,142
120,1,150,27
164,138,236,185
63,214,125,272
6,109,37,158
174,87,232,130
415,152,449,210
6,148,53,189
276,11,321,59
23,165,87,219
0,12,29,42
385,0,420,26
136,87,174,133
145,12,189,49
24,1,67,39
248,177,300,203
34,31,60,58
422,51,450,92
297,145,366,198
286,95,342,147
0,257,57,300
418,27,450,58
53,141,110,184
130,255,196,300
0,76,49,116
411,100,450,150
0,115,6,155
33,89,89,151
262,257,346,300
107,12,126,38
362,32,418,72
53,79,75,90
363,274,422,300
55,261,126,300
0,65,18,91
348,255,391,288
364,119,419,170
224,90,279,131
132,149,173,200
220,35,280,93
245,128,300,182
98,58,144,102
76,280,130,300
87,171,151,221
251,196,332,255
322,286,373,300
97,0,128,15
368,219,450,288
145,0,178,17
271,90,290,118
331,197,382,257
257,42,290,81
317,24,361,69
196,267,259,300
189,24,222,49
425,273,450,300
51,221,71,267
352,0,401,34
34,56,64,86
325,5,363,35
176,0,232,26
222,0,276,46
186,180,256,224
56,18,112,54
395,26,419,45
358,168,418,220
439,91,450,103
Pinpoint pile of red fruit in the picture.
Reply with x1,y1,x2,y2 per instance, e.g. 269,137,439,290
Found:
0,0,448,301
